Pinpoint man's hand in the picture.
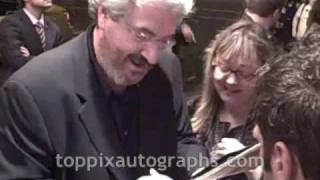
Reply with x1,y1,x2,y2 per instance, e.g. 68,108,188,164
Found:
180,23,196,43
20,46,30,57
211,138,246,160
137,168,173,180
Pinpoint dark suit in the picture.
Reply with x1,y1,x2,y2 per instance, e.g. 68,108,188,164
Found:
0,28,205,180
241,11,285,51
0,9,63,76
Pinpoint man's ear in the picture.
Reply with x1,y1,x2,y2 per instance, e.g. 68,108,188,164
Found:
270,141,293,180
96,6,111,28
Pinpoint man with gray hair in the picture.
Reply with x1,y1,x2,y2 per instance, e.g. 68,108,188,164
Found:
0,0,205,179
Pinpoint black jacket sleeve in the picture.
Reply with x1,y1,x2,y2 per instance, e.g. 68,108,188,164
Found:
0,80,54,179
0,17,34,70
159,51,208,176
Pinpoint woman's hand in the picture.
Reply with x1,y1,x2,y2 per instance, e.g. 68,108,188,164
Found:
211,138,246,160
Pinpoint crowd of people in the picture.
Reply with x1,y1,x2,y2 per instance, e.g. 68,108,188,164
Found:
0,0,319,180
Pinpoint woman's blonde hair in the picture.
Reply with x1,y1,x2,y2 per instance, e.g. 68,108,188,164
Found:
191,20,274,136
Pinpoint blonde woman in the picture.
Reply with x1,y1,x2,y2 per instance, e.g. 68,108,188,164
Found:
191,20,275,179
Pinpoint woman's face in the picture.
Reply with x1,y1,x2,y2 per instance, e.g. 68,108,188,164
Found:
212,56,260,107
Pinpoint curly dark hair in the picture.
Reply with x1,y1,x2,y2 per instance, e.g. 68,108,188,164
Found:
249,30,320,180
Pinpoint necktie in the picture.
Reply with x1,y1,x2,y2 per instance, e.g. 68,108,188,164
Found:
34,21,46,50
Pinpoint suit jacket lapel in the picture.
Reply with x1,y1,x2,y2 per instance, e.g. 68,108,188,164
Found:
73,33,132,180
78,97,132,180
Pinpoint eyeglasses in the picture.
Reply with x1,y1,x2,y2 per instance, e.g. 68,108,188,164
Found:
120,19,175,50
212,63,258,81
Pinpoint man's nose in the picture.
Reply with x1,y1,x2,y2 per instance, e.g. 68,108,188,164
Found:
140,43,163,65
225,73,238,85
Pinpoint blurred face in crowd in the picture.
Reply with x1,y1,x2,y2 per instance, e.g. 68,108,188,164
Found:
212,56,260,106
25,0,52,9
94,3,180,87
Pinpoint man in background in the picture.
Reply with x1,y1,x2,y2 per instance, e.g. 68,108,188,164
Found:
243,0,288,47
243,0,286,29
0,0,63,78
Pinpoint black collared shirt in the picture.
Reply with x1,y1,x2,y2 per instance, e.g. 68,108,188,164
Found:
203,118,256,180
86,24,140,157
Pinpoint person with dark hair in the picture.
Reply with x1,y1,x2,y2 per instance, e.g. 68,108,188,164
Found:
242,0,292,49
243,0,286,30
0,0,63,80
249,30,320,180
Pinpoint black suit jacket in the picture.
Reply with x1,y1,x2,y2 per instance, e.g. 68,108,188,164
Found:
0,31,205,180
0,9,63,72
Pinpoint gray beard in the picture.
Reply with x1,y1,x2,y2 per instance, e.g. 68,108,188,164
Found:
100,57,128,86
96,37,128,87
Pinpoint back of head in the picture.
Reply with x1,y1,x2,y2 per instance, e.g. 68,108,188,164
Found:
88,0,194,20
245,0,286,17
249,32,320,180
